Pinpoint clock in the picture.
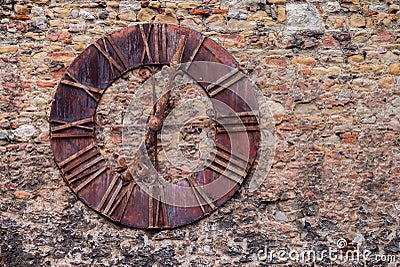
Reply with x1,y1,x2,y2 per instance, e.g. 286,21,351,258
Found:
50,23,261,229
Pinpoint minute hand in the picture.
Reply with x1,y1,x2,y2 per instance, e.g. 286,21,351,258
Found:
147,35,187,132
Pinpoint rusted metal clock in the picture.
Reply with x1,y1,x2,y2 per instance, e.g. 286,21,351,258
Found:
50,23,261,229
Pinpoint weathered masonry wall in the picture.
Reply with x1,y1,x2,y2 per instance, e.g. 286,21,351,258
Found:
0,0,399,266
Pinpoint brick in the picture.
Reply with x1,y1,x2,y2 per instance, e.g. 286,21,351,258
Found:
10,15,30,20
36,80,57,87
340,132,358,143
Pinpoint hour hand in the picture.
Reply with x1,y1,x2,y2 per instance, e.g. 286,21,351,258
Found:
148,90,171,132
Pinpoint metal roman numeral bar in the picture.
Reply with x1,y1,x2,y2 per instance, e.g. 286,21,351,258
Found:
62,72,102,102
93,40,126,76
113,181,136,221
105,35,129,71
161,24,167,62
58,143,108,192
97,174,121,213
170,35,187,67
50,133,94,139
186,176,216,215
206,68,244,97
207,143,250,184
148,185,168,228
139,24,153,64
149,23,168,64
183,36,205,71
153,24,160,64
50,117,94,139
216,111,260,133
97,174,137,220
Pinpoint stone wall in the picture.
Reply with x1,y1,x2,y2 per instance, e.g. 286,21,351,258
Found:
1,0,399,266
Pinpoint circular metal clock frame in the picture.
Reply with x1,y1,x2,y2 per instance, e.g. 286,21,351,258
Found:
50,23,261,229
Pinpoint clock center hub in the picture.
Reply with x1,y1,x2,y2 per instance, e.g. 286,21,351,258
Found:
148,115,163,131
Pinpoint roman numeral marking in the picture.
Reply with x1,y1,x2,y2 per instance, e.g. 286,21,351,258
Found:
170,35,187,67
139,24,153,64
161,24,167,62
58,143,108,192
216,111,260,133
207,143,250,184
97,174,121,212
62,72,102,102
50,117,94,139
206,68,244,97
148,185,168,228
51,117,94,132
186,176,216,215
93,40,126,76
97,174,137,220
137,24,169,64
50,132,94,139
153,24,160,64
183,36,205,71
115,181,136,220
105,35,129,70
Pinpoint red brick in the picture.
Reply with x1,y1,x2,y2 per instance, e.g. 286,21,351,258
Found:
37,81,57,87
212,9,228,14
10,15,30,20
340,132,358,143
190,10,211,15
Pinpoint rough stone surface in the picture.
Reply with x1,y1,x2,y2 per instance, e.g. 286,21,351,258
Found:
137,8,156,22
285,3,325,34
350,13,366,28
1,0,400,266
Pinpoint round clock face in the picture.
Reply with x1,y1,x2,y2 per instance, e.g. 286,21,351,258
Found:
50,23,261,229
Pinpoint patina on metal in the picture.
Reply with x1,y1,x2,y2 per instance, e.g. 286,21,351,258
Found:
50,23,261,229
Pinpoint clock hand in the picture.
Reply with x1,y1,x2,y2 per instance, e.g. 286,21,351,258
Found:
146,37,188,173
150,66,157,115
148,34,186,131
